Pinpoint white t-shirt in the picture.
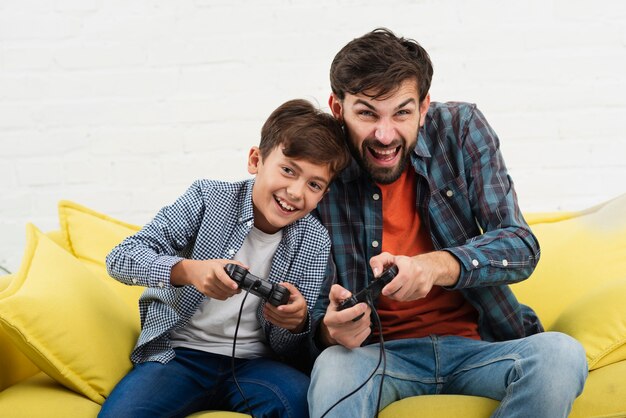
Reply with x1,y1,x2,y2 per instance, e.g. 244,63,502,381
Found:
170,227,283,358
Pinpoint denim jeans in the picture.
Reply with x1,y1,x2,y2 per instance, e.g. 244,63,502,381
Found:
308,332,588,418
99,347,309,418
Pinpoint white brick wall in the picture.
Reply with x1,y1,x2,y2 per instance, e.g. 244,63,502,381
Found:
1,0,625,272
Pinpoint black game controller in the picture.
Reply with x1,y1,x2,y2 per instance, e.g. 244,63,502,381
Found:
337,265,399,321
224,264,290,307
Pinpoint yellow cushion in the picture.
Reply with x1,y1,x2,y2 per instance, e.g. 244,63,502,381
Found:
0,224,138,404
512,193,626,330
551,276,626,370
0,274,40,391
58,200,140,266
58,200,144,310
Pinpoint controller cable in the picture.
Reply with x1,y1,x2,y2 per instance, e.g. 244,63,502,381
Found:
320,292,387,418
230,279,261,418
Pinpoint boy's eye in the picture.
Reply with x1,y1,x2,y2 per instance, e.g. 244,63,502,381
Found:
281,167,295,176
309,181,323,191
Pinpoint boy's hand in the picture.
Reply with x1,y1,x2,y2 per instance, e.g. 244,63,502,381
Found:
263,283,307,333
319,284,371,349
170,259,245,300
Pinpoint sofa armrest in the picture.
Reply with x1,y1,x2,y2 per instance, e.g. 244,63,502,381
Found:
550,276,626,370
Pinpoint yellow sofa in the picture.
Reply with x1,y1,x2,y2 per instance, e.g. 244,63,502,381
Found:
1,195,625,418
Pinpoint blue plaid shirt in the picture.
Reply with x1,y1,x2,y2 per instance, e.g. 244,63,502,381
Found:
106,178,331,364
312,101,543,346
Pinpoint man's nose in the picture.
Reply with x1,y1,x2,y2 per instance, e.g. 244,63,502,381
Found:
374,119,395,144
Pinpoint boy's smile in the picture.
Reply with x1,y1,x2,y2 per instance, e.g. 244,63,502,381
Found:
248,146,331,234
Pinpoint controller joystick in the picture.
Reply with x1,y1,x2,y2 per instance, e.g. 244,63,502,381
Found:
337,264,399,321
224,264,290,307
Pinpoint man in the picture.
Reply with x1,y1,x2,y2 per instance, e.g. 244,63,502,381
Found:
307,28,588,418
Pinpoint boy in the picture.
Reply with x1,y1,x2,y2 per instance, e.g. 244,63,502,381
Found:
99,99,350,418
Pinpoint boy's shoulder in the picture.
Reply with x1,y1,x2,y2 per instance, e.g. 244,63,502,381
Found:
192,178,252,193
288,212,330,246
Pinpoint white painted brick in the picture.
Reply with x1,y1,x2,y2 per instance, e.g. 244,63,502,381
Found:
16,159,64,186
1,46,54,71
1,0,625,269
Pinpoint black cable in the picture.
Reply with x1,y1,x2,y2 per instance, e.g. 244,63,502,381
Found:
231,282,258,418
319,291,387,418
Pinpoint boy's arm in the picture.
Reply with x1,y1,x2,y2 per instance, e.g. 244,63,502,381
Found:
105,181,206,289
259,245,331,356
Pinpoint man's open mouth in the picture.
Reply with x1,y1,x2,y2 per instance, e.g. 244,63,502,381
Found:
368,145,401,163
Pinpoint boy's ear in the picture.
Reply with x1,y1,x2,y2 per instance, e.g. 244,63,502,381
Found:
328,94,343,122
247,146,261,175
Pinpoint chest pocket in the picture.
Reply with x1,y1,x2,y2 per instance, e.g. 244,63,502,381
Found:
429,175,479,247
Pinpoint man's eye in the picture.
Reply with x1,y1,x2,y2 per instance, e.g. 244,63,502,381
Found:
358,110,375,118
396,109,412,117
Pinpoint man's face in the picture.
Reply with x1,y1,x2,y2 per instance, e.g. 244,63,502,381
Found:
248,146,331,234
330,79,430,184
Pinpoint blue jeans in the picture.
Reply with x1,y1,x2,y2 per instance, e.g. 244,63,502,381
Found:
308,332,587,418
99,347,309,418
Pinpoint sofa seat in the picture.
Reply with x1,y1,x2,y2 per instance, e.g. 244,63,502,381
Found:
1,194,625,417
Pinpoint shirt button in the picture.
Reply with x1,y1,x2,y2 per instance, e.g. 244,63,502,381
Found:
502,259,509,267
446,190,454,197
238,217,243,223
228,249,235,256
372,240,379,248
132,278,138,284
246,221,252,227
471,259,479,267
372,193,380,201
158,282,164,288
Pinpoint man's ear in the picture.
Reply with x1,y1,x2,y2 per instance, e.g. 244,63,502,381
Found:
247,146,261,175
419,93,431,127
328,93,343,122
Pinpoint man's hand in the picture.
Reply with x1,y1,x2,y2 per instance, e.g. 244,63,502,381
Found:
370,251,461,301
263,283,308,333
170,259,244,300
319,284,372,349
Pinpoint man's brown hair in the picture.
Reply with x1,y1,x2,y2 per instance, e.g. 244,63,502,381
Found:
259,99,350,178
330,27,433,103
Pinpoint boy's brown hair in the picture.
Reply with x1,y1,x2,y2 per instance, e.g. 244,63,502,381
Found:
259,99,350,178
330,27,433,104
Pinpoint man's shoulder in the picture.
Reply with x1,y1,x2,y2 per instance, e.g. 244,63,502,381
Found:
427,101,477,122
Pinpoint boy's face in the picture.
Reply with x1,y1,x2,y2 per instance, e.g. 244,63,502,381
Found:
248,146,332,234
329,79,430,184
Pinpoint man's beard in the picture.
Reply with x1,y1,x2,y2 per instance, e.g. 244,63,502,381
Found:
349,138,410,185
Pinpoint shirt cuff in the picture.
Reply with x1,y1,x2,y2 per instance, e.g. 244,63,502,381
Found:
148,255,183,289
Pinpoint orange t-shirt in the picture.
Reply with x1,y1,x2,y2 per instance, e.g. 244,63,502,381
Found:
372,167,480,341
